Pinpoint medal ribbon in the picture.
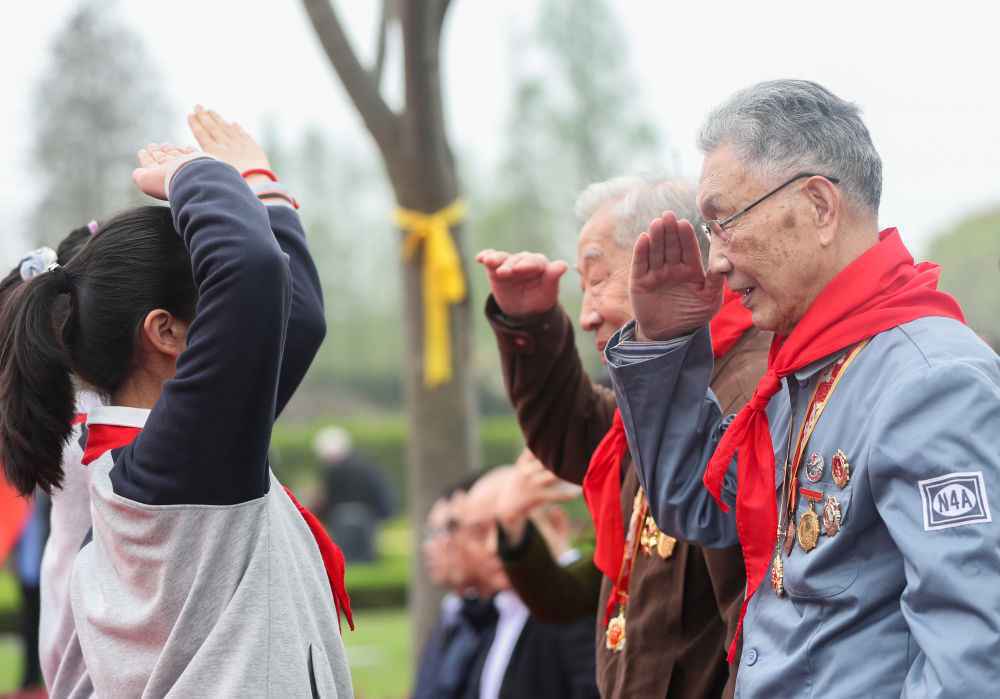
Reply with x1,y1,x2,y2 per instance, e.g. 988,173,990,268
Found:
778,341,868,524
602,489,649,632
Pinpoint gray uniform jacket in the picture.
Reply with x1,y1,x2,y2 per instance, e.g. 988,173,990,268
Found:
605,316,1000,698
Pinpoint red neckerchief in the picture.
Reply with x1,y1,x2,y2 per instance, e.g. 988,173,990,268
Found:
583,288,754,594
82,420,354,631
703,228,965,662
283,486,354,631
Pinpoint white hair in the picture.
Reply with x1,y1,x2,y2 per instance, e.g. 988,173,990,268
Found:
574,175,706,254
698,79,882,212
314,426,352,463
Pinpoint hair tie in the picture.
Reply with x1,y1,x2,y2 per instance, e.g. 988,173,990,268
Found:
87,220,99,235
19,247,58,281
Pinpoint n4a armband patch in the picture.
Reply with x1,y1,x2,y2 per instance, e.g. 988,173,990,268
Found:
919,472,992,531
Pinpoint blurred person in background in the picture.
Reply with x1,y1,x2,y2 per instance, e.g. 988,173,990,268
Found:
413,477,484,699
477,175,768,698
494,449,603,624
10,493,49,694
313,425,398,562
452,466,599,699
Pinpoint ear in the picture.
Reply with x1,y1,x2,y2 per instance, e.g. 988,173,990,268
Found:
140,309,189,359
803,176,841,246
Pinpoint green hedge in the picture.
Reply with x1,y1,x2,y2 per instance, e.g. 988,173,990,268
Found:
270,414,525,504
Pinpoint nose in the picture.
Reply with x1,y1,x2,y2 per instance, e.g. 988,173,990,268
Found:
579,293,602,332
707,236,733,276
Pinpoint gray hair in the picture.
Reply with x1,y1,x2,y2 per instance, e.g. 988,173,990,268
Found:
698,79,882,212
574,175,707,254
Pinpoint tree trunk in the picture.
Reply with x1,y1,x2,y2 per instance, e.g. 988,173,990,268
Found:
301,0,478,658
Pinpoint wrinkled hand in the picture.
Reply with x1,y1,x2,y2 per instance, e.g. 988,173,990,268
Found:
475,249,567,319
630,212,723,340
131,143,202,200
187,105,270,177
495,449,580,543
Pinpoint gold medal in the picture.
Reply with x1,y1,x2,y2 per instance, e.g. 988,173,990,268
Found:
606,612,626,651
771,552,784,596
640,515,660,556
656,533,676,559
797,500,820,553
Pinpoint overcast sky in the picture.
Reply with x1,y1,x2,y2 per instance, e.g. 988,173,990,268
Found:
2,1,998,264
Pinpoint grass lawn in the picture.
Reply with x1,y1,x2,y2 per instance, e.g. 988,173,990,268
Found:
343,608,412,699
0,608,413,698
0,635,21,694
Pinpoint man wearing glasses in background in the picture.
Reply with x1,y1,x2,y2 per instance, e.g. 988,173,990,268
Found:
604,79,1000,697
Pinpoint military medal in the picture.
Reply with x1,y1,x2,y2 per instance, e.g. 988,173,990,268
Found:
823,495,842,536
606,612,626,651
831,449,851,488
657,533,676,559
771,552,784,596
805,452,825,483
640,515,660,556
797,489,823,553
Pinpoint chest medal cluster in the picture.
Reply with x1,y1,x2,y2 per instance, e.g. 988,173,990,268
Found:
605,488,676,652
772,343,866,597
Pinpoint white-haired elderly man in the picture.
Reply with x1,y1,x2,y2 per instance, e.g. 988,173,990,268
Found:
476,176,768,699
605,79,1000,697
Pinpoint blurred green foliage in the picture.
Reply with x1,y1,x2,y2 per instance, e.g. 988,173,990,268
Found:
271,414,526,502
928,207,1000,346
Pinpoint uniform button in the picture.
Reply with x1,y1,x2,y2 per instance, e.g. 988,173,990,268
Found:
513,337,527,348
745,648,759,666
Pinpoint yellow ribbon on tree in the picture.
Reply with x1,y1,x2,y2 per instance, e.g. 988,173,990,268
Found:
394,200,467,388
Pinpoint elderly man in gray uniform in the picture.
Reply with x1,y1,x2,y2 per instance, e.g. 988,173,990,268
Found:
603,79,1000,698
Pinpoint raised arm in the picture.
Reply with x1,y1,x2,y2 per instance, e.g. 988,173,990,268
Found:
187,107,326,418
478,249,614,484
118,154,290,506
604,212,739,545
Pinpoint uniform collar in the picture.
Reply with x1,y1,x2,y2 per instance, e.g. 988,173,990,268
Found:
792,347,849,383
86,405,150,429
82,406,150,465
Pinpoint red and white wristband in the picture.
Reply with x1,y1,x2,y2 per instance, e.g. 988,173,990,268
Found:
241,168,300,209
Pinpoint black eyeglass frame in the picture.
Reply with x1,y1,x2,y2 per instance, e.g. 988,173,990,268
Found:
701,172,841,240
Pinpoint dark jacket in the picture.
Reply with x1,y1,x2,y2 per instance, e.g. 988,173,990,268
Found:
488,298,770,699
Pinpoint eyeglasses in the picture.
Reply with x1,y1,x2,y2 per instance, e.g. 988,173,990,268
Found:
701,172,840,242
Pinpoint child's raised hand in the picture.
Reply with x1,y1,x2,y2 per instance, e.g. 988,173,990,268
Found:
131,143,203,200
187,105,270,177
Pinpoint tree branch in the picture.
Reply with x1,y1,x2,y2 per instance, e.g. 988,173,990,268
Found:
301,0,399,154
372,0,391,89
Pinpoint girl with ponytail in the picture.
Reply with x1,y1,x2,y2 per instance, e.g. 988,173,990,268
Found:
0,110,352,698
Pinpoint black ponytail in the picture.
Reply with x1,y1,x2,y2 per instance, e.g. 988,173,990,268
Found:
0,268,77,495
0,207,196,495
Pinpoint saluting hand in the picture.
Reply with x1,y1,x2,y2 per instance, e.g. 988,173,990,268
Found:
475,249,568,319
630,212,723,341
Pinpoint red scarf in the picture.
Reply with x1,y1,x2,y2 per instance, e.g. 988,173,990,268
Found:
702,229,964,661
583,287,753,584
82,422,353,631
